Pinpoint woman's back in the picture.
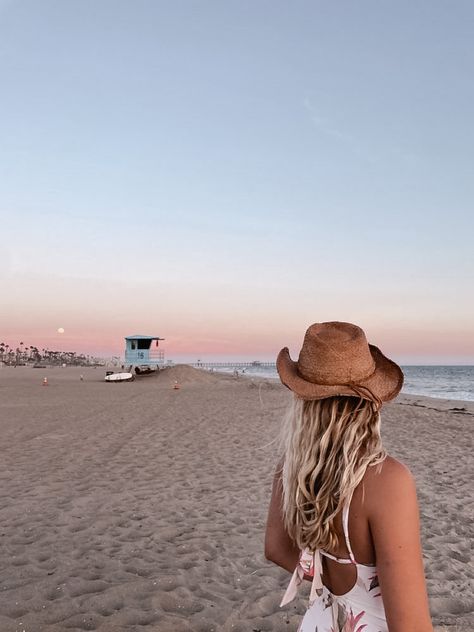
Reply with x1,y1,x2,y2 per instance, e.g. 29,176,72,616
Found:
288,459,397,631
319,463,376,595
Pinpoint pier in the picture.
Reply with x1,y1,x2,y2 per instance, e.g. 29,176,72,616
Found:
191,362,276,369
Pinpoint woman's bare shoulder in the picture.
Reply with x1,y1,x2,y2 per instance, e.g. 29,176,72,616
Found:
364,456,417,513
366,454,414,482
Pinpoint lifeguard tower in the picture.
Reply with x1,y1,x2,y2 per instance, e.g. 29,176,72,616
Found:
124,335,165,373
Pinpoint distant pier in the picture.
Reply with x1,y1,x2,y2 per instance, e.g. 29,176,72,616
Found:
191,362,276,369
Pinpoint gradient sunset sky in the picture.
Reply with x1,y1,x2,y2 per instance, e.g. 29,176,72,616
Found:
1,1,473,363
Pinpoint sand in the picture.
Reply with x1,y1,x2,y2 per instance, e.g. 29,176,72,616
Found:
0,365,472,631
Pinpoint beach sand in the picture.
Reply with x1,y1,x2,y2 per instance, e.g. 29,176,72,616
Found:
0,365,472,631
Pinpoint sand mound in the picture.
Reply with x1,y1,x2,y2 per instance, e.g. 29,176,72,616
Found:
156,364,232,385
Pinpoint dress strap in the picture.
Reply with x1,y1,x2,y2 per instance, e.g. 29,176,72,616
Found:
342,491,356,564
320,549,353,564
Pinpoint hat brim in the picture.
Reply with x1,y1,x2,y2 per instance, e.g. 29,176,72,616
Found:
276,345,403,403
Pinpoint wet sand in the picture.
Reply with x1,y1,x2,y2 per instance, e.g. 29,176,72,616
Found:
0,365,472,631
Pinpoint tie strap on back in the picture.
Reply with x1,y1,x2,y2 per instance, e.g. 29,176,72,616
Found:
280,549,323,607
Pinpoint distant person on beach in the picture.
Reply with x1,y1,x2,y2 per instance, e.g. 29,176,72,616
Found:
265,322,433,632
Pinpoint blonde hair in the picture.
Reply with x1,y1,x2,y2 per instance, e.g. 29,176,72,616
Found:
280,395,386,552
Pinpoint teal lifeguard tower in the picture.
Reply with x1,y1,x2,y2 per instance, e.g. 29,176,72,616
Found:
124,335,165,371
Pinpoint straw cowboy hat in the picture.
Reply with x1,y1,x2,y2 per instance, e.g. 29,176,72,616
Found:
277,321,403,404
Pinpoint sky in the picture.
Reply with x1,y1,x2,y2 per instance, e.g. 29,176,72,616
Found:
1,0,473,363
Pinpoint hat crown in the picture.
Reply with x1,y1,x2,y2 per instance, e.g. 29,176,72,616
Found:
297,322,376,385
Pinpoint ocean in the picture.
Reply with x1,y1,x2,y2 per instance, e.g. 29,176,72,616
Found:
401,365,474,402
205,364,474,402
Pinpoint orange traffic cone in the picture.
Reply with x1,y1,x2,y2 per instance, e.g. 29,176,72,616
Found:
173,380,180,390
43,377,48,386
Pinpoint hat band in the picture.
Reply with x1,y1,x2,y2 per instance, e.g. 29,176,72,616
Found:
297,361,377,386
346,382,382,408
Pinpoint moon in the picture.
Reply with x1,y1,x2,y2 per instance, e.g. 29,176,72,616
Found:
57,327,65,334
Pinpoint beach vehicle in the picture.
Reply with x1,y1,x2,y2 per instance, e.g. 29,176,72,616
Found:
105,372,134,383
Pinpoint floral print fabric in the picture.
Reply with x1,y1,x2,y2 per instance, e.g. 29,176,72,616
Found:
296,560,387,632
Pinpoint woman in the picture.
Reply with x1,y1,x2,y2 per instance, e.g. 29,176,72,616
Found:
265,322,433,632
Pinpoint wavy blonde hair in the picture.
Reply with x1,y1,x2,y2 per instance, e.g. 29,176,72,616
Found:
280,395,386,552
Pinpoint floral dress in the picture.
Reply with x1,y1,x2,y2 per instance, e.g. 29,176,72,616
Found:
280,500,387,632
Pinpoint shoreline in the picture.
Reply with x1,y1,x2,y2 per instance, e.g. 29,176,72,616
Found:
192,366,474,405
